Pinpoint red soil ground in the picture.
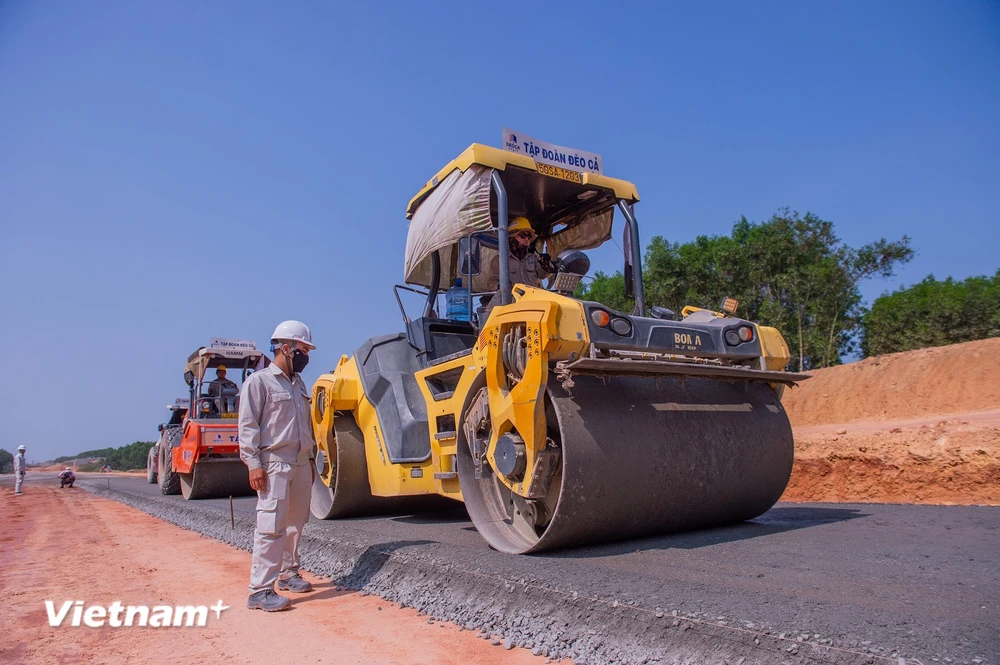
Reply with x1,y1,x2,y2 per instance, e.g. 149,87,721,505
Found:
0,485,560,665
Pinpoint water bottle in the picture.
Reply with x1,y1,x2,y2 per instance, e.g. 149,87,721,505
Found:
445,278,470,321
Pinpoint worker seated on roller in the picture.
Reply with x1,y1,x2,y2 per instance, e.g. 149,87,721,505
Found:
59,467,75,488
208,365,239,414
485,216,555,292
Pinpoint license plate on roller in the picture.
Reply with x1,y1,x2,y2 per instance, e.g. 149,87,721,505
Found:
536,163,582,184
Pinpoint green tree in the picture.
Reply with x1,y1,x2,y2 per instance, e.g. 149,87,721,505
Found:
103,441,156,470
575,271,631,313
862,271,1000,356
0,449,13,474
579,209,913,370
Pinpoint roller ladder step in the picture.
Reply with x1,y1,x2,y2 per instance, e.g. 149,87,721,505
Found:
432,391,455,402
434,430,457,441
434,472,458,480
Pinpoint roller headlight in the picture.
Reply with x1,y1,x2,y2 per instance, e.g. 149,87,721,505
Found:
610,318,632,336
725,325,754,346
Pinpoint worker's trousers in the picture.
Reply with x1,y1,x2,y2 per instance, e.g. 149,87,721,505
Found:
14,472,23,494
248,460,311,594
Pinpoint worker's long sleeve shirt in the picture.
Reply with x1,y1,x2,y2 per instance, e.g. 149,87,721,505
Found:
238,363,314,471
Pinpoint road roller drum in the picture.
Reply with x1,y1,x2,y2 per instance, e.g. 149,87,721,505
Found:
457,374,793,553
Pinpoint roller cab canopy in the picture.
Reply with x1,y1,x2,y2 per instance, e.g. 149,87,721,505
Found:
183,339,268,383
403,143,640,291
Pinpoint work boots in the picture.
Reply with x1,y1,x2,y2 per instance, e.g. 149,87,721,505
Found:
246,589,291,612
277,574,313,593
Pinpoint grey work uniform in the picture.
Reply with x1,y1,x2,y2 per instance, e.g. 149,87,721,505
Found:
13,453,25,494
238,363,314,594
208,377,240,415
208,377,238,396
487,251,549,291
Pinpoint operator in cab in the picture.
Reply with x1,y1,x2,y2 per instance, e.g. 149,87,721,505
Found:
486,216,556,291
208,366,238,396
208,365,239,415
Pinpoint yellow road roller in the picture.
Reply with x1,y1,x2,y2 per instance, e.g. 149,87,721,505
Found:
310,141,808,553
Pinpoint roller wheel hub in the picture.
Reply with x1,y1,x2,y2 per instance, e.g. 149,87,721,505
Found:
494,433,526,480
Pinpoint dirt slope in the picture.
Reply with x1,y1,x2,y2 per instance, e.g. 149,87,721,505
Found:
780,338,1000,505
783,338,1000,426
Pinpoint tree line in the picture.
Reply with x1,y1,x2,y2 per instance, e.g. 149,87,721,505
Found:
862,271,1000,357
578,209,997,370
51,441,155,471
0,441,158,473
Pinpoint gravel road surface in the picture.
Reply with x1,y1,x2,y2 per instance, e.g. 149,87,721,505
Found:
78,473,998,665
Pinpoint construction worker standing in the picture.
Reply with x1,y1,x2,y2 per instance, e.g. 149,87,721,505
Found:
13,445,26,495
238,320,316,612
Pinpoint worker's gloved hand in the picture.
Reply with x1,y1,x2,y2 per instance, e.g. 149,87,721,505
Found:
249,467,267,492
538,252,556,273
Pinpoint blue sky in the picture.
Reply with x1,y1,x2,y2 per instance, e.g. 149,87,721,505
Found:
2,2,997,461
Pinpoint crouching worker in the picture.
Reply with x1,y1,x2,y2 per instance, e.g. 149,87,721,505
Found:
239,320,317,612
59,467,75,488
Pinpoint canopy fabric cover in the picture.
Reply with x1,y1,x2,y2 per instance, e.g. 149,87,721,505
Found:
543,207,614,259
403,166,617,291
406,143,638,218
403,144,641,291
404,165,493,288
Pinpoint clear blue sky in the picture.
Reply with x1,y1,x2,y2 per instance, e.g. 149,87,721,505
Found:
2,2,997,461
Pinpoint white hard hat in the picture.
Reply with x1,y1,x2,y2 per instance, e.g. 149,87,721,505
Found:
18,445,25,451
270,320,316,350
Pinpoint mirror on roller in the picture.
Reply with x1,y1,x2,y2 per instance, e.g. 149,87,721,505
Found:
556,249,590,276
649,306,675,320
549,250,591,295
458,236,482,277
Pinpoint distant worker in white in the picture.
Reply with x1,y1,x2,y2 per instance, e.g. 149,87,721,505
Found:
14,445,26,495
238,320,317,612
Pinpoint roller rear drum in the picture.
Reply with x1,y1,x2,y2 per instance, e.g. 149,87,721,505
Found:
310,412,448,519
179,459,254,500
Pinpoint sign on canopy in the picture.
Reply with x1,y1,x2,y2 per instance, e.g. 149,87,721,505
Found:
502,128,603,174
209,338,257,351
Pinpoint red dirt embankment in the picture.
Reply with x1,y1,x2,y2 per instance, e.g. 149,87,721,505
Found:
781,338,1000,505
